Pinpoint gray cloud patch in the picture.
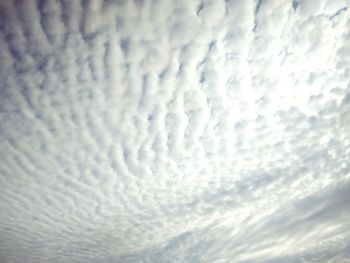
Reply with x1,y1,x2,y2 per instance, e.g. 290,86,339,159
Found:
1,0,350,262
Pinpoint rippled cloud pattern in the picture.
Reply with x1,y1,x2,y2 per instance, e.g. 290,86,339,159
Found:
1,0,350,262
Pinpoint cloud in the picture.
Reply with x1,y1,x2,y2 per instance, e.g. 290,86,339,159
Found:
0,0,350,262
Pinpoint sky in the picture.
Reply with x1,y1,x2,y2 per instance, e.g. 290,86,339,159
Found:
0,0,350,262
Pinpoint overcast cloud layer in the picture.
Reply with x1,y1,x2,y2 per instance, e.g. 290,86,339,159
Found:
1,0,350,262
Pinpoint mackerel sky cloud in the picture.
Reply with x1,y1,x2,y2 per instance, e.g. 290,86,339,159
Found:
0,0,350,262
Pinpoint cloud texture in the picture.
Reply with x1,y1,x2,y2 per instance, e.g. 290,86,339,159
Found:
0,0,350,262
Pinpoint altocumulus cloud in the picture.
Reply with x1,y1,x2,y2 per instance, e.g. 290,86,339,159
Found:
0,0,350,262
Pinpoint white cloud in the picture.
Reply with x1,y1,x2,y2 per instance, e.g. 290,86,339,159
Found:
0,0,350,262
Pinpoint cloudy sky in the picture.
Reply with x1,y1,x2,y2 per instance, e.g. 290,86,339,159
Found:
0,0,350,262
